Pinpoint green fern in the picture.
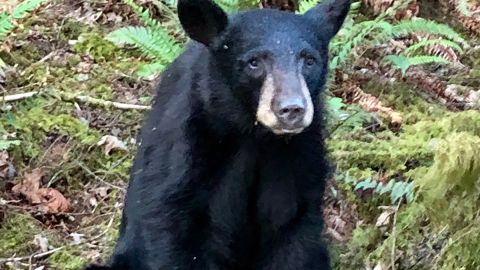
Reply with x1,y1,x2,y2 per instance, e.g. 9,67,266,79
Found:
107,0,184,78
107,26,181,62
107,0,258,78
216,0,242,11
403,38,464,56
0,139,21,151
122,0,163,29
0,0,48,40
355,177,415,204
390,18,467,45
384,55,450,75
330,16,466,71
0,0,47,74
326,97,371,135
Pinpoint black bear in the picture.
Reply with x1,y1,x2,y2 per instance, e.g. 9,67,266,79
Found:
86,0,350,269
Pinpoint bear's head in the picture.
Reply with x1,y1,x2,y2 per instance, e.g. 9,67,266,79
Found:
178,0,350,135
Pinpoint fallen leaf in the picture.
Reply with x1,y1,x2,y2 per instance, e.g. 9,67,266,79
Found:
97,135,128,155
34,234,50,252
12,168,72,214
37,188,72,213
12,168,44,203
375,206,396,227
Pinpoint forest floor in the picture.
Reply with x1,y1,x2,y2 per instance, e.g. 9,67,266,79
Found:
0,0,479,270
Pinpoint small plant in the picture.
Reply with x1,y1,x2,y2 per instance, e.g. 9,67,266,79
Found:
325,96,371,135
0,0,48,76
106,0,183,78
106,0,258,78
329,0,467,73
0,139,21,151
355,177,415,204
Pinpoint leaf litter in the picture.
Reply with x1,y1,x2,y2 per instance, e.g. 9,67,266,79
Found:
12,168,72,214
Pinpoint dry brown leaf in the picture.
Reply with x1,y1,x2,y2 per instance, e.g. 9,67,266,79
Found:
440,0,480,35
37,188,72,213
12,168,72,213
97,135,128,155
12,168,44,203
0,152,10,178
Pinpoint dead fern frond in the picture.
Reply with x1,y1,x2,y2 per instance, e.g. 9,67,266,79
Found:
439,0,480,35
363,0,419,20
339,81,403,124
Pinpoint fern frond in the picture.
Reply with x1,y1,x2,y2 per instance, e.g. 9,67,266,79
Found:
122,0,162,29
330,20,393,69
403,38,464,56
106,26,181,63
137,62,165,78
11,0,47,19
215,0,241,11
0,13,14,40
385,55,450,75
354,177,414,204
392,18,467,44
0,139,21,151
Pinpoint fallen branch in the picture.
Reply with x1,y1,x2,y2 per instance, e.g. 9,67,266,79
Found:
0,247,64,264
0,91,38,102
73,95,151,110
0,90,152,111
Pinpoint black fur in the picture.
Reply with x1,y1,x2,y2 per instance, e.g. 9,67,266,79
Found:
85,0,350,269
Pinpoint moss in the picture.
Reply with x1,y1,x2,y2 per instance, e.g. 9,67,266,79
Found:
329,110,480,177
331,225,381,270
0,213,43,256
48,246,88,270
1,99,100,158
74,31,127,62
417,132,480,229
59,20,92,42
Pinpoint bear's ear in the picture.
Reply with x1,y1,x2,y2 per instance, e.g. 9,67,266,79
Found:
304,0,351,40
178,0,229,46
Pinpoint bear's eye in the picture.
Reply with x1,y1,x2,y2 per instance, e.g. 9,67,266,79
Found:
248,58,259,69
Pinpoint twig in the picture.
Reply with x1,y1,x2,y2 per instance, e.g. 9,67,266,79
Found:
0,91,39,102
76,161,126,192
90,212,117,242
74,95,151,110
390,200,402,270
0,90,152,111
0,247,64,264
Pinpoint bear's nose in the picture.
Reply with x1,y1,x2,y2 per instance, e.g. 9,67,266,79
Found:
275,98,306,127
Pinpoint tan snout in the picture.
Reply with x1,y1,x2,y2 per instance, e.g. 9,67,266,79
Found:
255,72,313,135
